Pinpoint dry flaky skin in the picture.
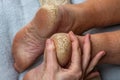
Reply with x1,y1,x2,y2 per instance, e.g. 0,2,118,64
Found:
40,0,70,6
51,33,72,66
12,0,70,72
12,6,59,72
12,23,46,72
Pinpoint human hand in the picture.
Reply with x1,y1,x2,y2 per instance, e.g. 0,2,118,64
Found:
23,32,105,80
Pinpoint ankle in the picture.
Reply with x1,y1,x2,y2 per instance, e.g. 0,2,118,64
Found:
61,3,98,34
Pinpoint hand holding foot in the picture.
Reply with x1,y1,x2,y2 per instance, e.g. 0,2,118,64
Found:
23,32,105,80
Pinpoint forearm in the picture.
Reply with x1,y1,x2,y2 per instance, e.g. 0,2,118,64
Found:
91,31,120,64
79,30,120,65
63,0,120,34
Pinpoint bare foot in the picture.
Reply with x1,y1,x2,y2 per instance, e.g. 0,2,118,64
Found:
12,5,75,72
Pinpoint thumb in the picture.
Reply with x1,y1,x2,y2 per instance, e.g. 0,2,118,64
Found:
44,39,59,69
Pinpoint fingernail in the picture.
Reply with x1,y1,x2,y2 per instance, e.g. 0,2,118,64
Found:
70,31,74,35
101,51,106,56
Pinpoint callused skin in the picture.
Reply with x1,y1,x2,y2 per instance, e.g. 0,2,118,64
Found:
12,0,120,72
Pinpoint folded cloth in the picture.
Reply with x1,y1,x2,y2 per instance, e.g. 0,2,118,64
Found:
0,0,120,80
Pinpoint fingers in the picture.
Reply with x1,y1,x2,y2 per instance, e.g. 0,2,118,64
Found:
86,71,101,80
86,51,105,74
68,31,82,72
82,34,91,72
44,39,59,69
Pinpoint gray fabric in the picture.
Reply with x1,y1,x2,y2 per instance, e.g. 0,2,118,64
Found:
0,0,120,80
0,0,40,80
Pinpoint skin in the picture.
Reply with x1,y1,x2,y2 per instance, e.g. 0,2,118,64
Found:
78,30,120,65
23,32,105,80
12,0,120,72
